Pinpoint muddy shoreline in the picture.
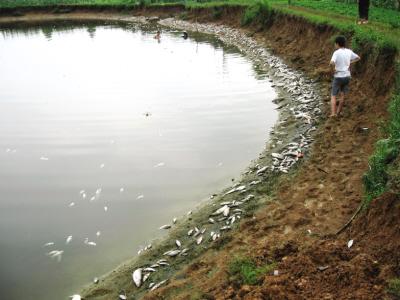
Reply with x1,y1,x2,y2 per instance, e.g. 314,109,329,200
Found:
0,12,324,299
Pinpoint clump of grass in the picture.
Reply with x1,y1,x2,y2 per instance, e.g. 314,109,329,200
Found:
241,0,272,26
363,91,400,204
228,256,276,285
388,278,400,297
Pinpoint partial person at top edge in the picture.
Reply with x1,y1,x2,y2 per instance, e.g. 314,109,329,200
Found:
358,0,370,24
329,36,361,118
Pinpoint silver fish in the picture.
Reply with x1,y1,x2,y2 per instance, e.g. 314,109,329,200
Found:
132,268,142,287
159,224,171,230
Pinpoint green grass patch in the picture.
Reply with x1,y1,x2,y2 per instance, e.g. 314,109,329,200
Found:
388,277,400,297
241,0,272,26
228,256,276,285
363,64,400,205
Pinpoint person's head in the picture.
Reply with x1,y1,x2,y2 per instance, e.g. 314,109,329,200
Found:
334,36,346,49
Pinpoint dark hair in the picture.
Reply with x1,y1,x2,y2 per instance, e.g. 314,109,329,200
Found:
335,36,346,47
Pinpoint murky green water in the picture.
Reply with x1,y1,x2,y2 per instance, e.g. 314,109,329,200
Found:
0,21,277,299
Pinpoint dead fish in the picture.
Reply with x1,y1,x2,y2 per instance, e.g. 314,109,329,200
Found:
201,228,206,234
159,224,171,230
163,250,181,257
93,277,99,284
220,226,231,231
196,236,203,245
150,264,160,268
143,273,151,282
158,262,170,266
157,259,168,263
272,153,284,160
119,295,127,300
150,279,168,291
249,180,261,186
187,229,194,236
242,194,255,202
175,240,181,248
132,268,142,287
66,235,72,244
180,248,189,255
209,218,215,224
347,239,354,248
211,205,229,216
173,217,177,224
143,267,156,272
43,242,55,247
148,282,155,289
70,295,81,300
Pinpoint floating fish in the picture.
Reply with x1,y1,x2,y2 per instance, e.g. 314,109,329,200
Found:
66,236,72,244
47,250,64,262
69,202,75,207
70,295,81,300
93,277,99,284
175,240,181,248
154,162,165,168
132,268,142,287
104,206,108,212
43,242,55,247
173,217,177,224
120,188,124,193
100,163,105,168
159,224,171,230
137,194,144,200
40,156,49,161
96,231,101,237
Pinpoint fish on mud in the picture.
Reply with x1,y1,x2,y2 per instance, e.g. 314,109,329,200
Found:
196,236,203,245
150,279,168,291
175,240,181,248
132,268,142,287
163,250,181,257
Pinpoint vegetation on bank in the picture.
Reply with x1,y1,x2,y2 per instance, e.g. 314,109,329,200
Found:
228,256,276,285
1,0,399,205
388,277,400,297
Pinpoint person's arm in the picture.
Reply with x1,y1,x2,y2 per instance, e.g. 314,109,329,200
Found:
350,51,361,64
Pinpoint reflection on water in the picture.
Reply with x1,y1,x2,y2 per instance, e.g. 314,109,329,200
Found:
0,21,277,299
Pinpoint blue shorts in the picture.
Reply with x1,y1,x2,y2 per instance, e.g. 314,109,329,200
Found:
331,76,351,96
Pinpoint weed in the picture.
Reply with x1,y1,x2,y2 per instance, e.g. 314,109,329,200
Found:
388,278,400,297
241,0,272,26
228,256,276,285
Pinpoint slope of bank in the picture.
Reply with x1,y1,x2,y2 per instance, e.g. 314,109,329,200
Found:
1,3,399,299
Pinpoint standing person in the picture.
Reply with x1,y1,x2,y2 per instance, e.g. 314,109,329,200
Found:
358,0,370,24
329,36,360,117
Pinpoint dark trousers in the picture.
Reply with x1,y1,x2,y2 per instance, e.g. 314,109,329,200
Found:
359,0,370,20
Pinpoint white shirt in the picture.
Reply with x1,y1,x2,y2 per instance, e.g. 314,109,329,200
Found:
331,48,359,78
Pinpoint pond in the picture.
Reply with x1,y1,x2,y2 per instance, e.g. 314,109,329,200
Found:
0,21,277,299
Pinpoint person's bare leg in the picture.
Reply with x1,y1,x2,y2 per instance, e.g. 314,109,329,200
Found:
330,95,337,117
337,92,345,116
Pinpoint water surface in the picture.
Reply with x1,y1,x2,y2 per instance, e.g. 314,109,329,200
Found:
0,21,277,299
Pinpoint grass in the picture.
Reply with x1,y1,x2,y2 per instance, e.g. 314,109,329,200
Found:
228,256,276,285
388,278,400,297
363,69,400,204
